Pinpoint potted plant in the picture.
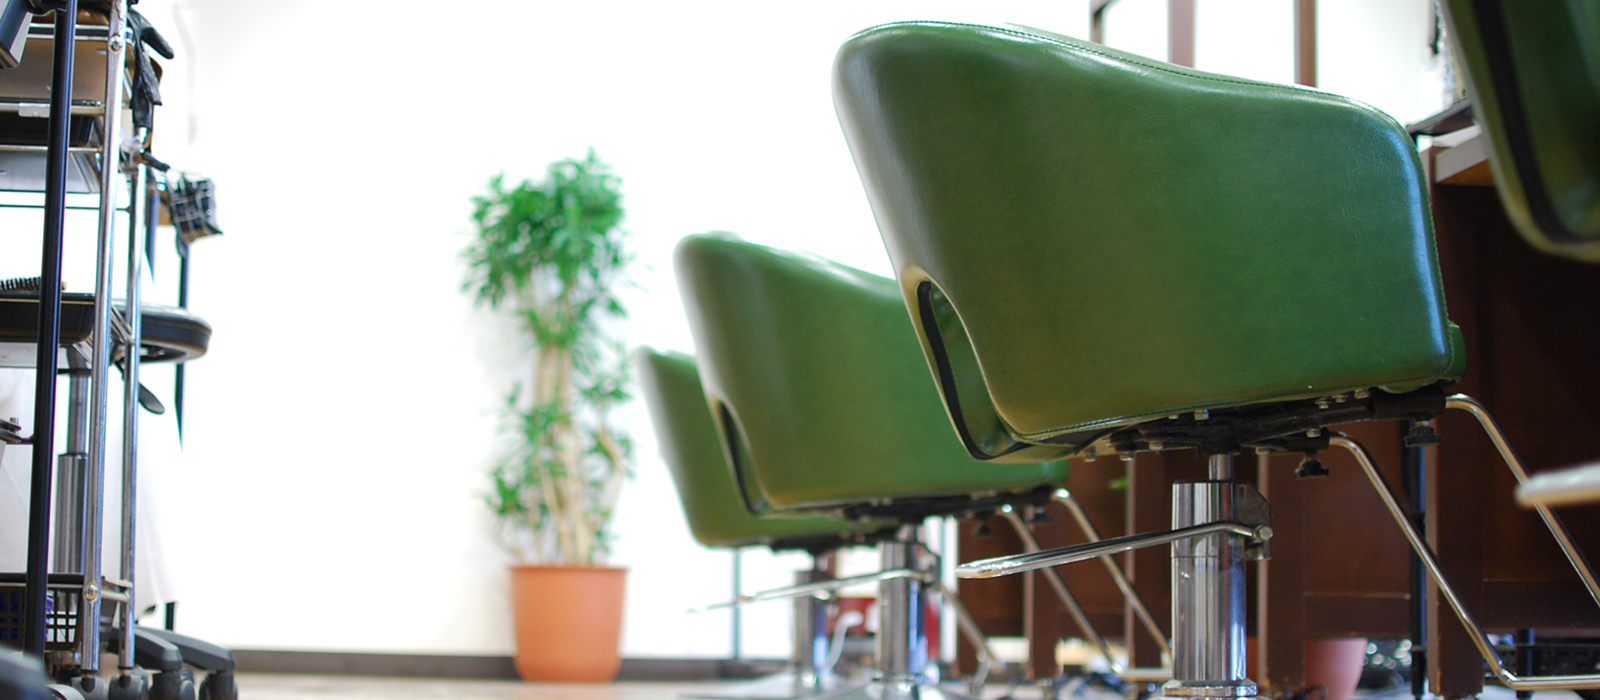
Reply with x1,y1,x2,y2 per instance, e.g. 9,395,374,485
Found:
463,149,634,682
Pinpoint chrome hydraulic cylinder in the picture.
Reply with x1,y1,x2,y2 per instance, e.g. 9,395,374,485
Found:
878,525,928,684
792,569,832,689
1163,454,1265,699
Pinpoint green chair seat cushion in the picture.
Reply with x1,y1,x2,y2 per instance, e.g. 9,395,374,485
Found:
675,233,1070,512
1442,0,1600,261
635,347,890,548
834,22,1466,460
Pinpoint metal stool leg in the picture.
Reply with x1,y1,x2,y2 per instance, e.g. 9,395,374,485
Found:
684,562,858,700
1335,435,1600,692
999,507,1124,674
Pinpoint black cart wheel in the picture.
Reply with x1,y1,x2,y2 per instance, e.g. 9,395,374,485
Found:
197,671,235,700
107,671,148,700
148,669,194,700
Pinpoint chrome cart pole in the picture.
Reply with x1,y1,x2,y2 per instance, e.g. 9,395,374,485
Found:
24,0,78,657
78,0,129,673
118,158,147,671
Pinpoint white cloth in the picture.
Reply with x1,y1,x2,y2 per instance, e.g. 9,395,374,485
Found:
0,366,185,616
0,370,34,575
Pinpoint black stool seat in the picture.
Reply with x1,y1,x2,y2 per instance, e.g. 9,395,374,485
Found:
0,292,212,367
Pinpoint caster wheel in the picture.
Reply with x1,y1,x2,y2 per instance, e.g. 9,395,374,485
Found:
198,671,235,700
108,671,149,700
64,675,108,700
47,686,86,700
149,669,195,700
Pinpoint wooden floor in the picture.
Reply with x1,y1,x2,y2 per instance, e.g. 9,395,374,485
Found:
236,676,1093,700
240,676,729,700
234,675,1578,700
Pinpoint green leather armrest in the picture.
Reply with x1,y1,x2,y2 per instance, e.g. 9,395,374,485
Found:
634,347,890,549
834,22,1465,457
1442,0,1600,261
675,233,1070,512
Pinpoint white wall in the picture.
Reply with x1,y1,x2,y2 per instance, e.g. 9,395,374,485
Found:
30,0,1438,661
1101,0,1438,124
128,0,1087,658
1319,0,1439,125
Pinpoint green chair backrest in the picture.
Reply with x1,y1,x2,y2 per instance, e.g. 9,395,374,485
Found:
834,22,1466,461
1443,0,1600,261
634,347,884,549
674,233,1069,512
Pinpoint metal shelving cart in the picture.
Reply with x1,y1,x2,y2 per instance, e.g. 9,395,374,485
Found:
0,2,233,698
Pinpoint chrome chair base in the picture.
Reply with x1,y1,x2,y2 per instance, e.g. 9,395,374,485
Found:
960,455,1270,700
684,673,863,700
813,678,979,700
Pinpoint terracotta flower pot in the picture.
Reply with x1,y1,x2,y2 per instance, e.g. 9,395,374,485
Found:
1304,637,1368,700
510,565,628,682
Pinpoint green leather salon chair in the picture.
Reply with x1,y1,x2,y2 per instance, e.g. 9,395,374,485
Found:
637,347,889,552
676,233,1079,699
637,347,893,698
833,21,1600,697
1441,0,1600,261
675,233,1065,515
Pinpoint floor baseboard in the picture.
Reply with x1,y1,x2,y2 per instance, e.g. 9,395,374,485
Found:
233,650,785,682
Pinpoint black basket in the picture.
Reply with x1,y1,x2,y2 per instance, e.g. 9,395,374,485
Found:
165,175,223,245
0,584,79,651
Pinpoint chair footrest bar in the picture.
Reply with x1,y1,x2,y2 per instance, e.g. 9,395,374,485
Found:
1516,461,1600,507
1119,668,1174,683
693,568,929,612
956,521,1269,580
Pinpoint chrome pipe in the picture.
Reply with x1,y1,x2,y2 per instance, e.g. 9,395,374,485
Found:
78,0,128,672
879,526,928,682
999,508,1123,673
1053,488,1173,660
958,522,1265,580
117,158,147,671
1333,436,1600,691
1162,480,1255,699
1446,395,1600,610
1208,454,1232,481
695,568,928,612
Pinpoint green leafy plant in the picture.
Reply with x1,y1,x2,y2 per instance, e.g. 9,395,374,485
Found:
464,149,634,564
